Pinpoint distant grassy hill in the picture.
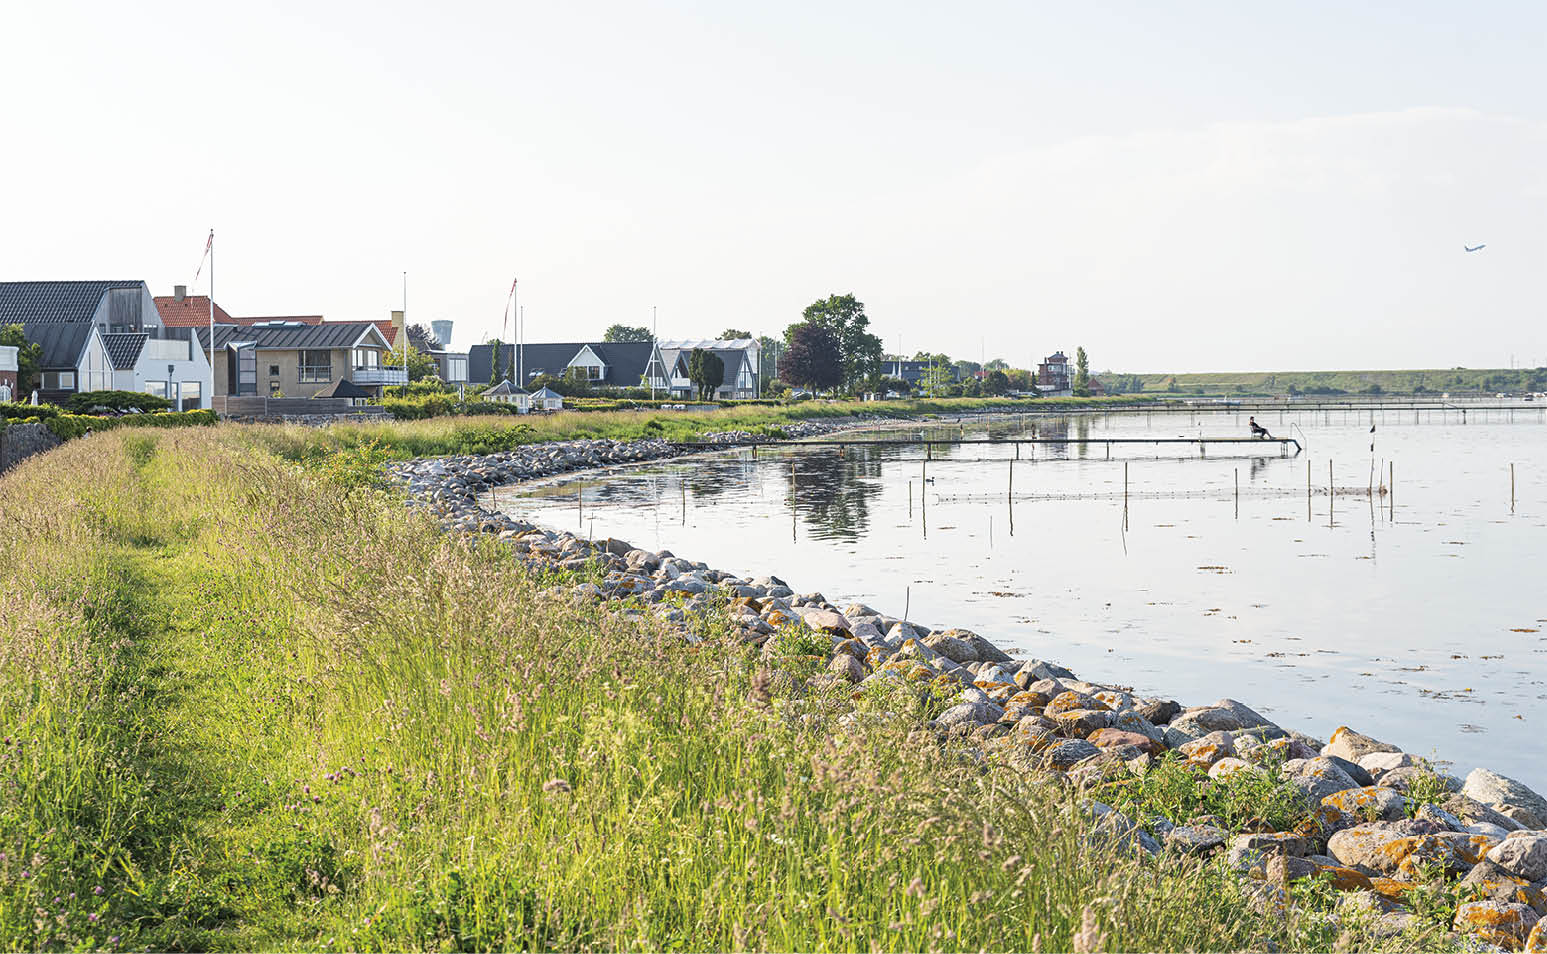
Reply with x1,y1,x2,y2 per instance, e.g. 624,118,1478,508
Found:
1098,366,1547,398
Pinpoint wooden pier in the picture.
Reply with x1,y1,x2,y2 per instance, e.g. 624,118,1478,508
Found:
674,436,1302,454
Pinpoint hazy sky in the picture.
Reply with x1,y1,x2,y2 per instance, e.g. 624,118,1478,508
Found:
3,1,1543,371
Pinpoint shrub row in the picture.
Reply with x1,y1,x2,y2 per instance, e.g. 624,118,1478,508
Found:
43,409,218,440
380,394,525,420
65,390,175,414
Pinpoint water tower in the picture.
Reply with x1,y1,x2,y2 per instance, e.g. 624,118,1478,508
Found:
430,320,454,349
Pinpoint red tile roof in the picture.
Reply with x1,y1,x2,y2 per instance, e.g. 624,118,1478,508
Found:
154,295,234,326
373,320,398,347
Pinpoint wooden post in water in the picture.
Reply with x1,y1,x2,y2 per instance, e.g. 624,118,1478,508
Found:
1234,467,1239,519
579,481,584,527
1008,458,1014,501
1511,463,1516,512
908,479,913,518
1328,459,1334,523
681,478,686,525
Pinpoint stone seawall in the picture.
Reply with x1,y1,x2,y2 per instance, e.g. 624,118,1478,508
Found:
0,421,61,475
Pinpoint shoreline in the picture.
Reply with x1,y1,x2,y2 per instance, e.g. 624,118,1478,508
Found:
391,422,1547,949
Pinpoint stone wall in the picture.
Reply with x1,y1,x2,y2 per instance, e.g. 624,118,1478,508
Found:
0,421,62,475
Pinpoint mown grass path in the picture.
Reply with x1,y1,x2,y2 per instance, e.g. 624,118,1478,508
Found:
1,428,1450,952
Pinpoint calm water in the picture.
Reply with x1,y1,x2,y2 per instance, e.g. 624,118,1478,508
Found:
502,407,1547,791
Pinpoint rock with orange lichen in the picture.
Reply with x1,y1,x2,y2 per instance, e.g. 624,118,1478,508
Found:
1178,731,1237,766
1368,876,1418,903
1208,758,1265,781
1318,785,1408,828
1460,861,1547,914
1327,824,1407,870
1316,864,1375,892
1004,689,1051,710
1453,899,1541,951
1046,690,1106,716
1283,757,1362,802
1321,725,1401,763
1376,833,1472,879
1489,834,1547,882
1525,918,1547,953
1051,708,1115,737
1088,728,1161,754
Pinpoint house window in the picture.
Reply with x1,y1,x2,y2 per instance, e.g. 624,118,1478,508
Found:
181,381,201,411
269,364,280,377
44,371,77,390
270,380,281,396
353,348,380,369
298,350,332,383
585,365,602,380
145,381,168,398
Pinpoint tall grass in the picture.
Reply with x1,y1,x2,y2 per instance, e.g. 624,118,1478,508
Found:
0,428,1436,951
239,395,1150,462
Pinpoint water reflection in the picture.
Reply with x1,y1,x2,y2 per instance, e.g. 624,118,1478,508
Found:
789,447,884,542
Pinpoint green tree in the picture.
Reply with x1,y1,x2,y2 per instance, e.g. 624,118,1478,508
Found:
603,324,652,342
983,369,1010,395
488,339,504,386
920,362,954,396
1074,346,1090,396
387,344,439,383
688,349,726,400
0,324,43,395
789,294,883,393
719,328,752,341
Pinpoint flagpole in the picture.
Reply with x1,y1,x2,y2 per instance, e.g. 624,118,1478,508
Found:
514,283,521,387
401,271,408,391
207,229,214,408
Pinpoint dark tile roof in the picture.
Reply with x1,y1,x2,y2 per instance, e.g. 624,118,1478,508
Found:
0,281,144,325
102,333,148,370
313,378,374,399
20,321,95,369
195,321,388,352
468,341,658,388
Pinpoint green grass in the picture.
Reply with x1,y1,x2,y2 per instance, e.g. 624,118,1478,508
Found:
0,426,1450,951
1110,366,1545,398
238,395,1153,463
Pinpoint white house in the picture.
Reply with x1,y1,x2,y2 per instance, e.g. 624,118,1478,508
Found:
530,386,564,410
482,379,530,411
658,338,761,399
103,330,212,410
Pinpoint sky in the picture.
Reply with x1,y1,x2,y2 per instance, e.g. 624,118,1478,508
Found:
2,0,1543,372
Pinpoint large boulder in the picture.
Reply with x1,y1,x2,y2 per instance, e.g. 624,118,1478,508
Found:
922,632,978,663
936,701,1004,730
1488,835,1547,883
1464,769,1547,831
1322,726,1401,763
1284,757,1363,802
1327,824,1407,870
1453,900,1540,951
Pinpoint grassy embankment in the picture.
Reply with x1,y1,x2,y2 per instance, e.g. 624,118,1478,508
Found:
1112,367,1543,398
1,425,1455,951
246,395,1151,462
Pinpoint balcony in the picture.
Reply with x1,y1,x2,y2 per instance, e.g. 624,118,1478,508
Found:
351,367,408,386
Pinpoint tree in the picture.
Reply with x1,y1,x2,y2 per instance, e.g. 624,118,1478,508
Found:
688,348,725,400
920,362,954,396
603,324,652,342
757,335,781,391
1074,346,1090,396
488,339,504,386
790,294,882,393
984,358,1009,371
387,344,439,382
779,324,843,392
407,323,438,352
719,328,751,341
983,369,1010,395
953,359,982,381
0,324,42,395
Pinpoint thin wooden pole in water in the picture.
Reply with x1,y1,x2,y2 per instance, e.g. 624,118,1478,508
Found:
1511,463,1516,512
681,479,685,525
904,586,910,621
1329,459,1334,524
1234,467,1239,519
1008,458,1014,501
908,479,913,517
578,481,584,527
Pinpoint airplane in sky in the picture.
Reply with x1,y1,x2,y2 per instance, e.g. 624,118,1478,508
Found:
1465,244,1487,252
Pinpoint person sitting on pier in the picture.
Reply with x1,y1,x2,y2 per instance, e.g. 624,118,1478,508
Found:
1248,416,1272,440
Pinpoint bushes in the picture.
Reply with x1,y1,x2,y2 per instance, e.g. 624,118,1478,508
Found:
381,395,525,420
0,401,61,422
65,390,175,414
44,409,218,440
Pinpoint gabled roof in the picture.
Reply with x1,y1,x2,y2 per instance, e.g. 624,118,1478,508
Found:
102,332,148,370
372,321,398,347
482,380,529,396
467,341,660,388
20,321,98,369
153,295,236,327
531,386,563,400
195,321,389,352
313,378,374,399
0,281,145,325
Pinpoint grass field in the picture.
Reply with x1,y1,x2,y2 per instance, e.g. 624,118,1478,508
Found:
1107,366,1545,397
0,426,1450,951
242,395,1152,463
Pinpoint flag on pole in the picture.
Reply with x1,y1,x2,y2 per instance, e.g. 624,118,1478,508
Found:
501,277,517,341
192,230,214,285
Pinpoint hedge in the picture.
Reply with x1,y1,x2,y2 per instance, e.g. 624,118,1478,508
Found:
1,402,62,422
65,390,175,414
42,409,219,440
380,395,526,420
